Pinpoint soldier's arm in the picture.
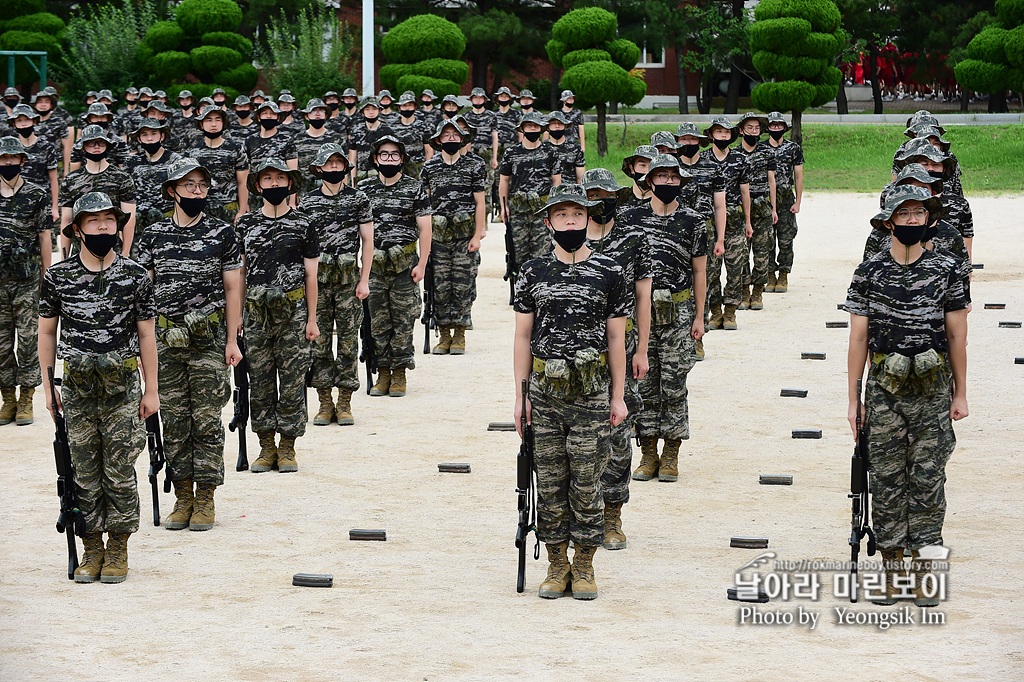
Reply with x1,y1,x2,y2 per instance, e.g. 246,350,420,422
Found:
356,221,373,299
578,124,585,153
606,315,627,426
38,315,60,416
303,257,320,342
61,130,72,174
38,230,52,276
348,149,358,185
498,174,510,222
137,318,160,419
48,169,59,220
60,206,73,256
740,183,752,237
634,277,652,380
847,314,869,436
551,172,562,188
470,191,486,253
945,308,968,421
713,191,726,255
412,215,432,283
236,170,249,218
513,311,535,435
120,201,136,257
793,164,804,212
223,268,243,365
575,166,585,183
691,256,707,339
491,130,499,168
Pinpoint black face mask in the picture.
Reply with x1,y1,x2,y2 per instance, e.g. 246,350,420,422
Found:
421,101,433,108
743,134,760,147
498,99,512,108
176,196,207,218
375,162,402,178
214,99,227,107
16,126,34,139
320,170,346,184
552,227,588,253
93,121,110,130
678,143,699,158
259,118,278,130
139,141,162,155
401,110,415,119
521,104,534,111
927,170,944,180
549,129,565,141
523,130,542,143
261,186,290,206
202,129,223,139
0,165,21,181
769,129,785,141
380,105,392,113
236,111,252,120
84,150,108,162
326,102,340,111
443,110,457,119
441,141,462,155
181,105,193,114
82,232,118,259
652,184,681,204
363,114,378,123
713,138,731,151
591,198,618,225
307,118,326,129
345,105,357,113
4,98,20,108
892,222,927,246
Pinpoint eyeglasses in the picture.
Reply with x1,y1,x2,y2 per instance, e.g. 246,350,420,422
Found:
893,208,928,219
376,151,402,161
178,181,209,193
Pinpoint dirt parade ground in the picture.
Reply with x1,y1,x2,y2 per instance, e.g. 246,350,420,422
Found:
1,192,1022,680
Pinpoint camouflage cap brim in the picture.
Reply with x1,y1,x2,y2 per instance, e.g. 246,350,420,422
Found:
247,158,303,197
674,123,709,141
581,170,626,193
870,186,944,231
309,143,350,175
7,104,40,122
641,154,694,187
0,135,30,161
620,145,659,174
429,119,467,144
534,184,598,216
65,192,129,237
161,157,213,200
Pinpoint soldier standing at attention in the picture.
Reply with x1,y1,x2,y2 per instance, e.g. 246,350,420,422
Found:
186,105,249,224
556,90,586,151
305,144,373,426
245,102,299,174
376,91,400,128
420,121,486,356
544,111,586,184
763,112,803,294
617,145,657,209
845,185,968,607
135,158,243,531
236,159,319,473
513,184,629,600
582,168,651,549
735,113,777,313
7,105,60,223
231,96,259,143
417,89,442,133
125,119,181,241
392,92,433,178
463,88,499,217
293,99,341,189
31,89,74,173
439,95,462,122
347,98,387,185
38,192,159,583
0,137,52,426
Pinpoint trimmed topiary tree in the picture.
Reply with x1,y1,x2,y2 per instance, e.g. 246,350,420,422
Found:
380,14,467,97
750,0,843,144
547,7,646,157
0,0,65,89
955,0,1024,113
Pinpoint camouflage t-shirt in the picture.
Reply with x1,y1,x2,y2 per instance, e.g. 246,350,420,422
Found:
326,114,350,142
135,214,243,320
416,108,443,136
230,123,260,145
243,131,298,171
0,180,50,280
357,175,430,250
35,114,71,150
514,251,630,360
39,253,157,360
589,222,654,319
59,164,136,209
464,109,497,151
347,122,390,171
293,130,345,180
20,137,60,192
940,193,973,239
420,154,486,218
302,185,371,257
125,150,182,218
544,140,585,183
618,203,708,293
70,136,131,167
495,108,522,145
769,138,804,190
236,207,320,291
680,152,725,223
736,141,777,198
892,144,963,197
705,148,751,207
559,108,584,142
844,249,967,355
184,137,248,205
861,221,972,303
391,118,431,164
499,142,560,196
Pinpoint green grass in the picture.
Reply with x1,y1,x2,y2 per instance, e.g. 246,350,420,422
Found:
583,123,1024,193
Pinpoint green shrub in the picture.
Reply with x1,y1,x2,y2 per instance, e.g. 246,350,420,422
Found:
751,80,816,111
202,31,252,57
0,0,44,22
397,74,461,98
381,14,465,63
260,6,358,104
4,12,64,35
166,83,238,102
754,0,841,33
1006,26,1024,69
216,63,257,92
562,48,611,70
621,73,647,105
753,51,826,80
410,57,469,84
995,0,1024,28
552,7,616,51
809,80,838,107
604,38,641,70
967,27,1009,63
150,50,192,82
561,60,631,104
545,38,568,68
379,63,414,92
136,43,155,71
955,57,1012,91
750,18,812,53
818,64,843,86
145,21,185,53
189,45,243,77
175,0,243,37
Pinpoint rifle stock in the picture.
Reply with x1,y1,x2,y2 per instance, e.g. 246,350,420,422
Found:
146,413,167,526
228,335,250,472
502,212,516,306
421,254,435,354
848,377,876,602
49,366,85,580
515,378,539,593
359,299,377,395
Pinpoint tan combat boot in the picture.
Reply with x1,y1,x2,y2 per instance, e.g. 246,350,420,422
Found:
313,388,335,426
0,386,17,425
723,305,738,330
449,326,466,355
100,532,131,583
537,541,572,598
872,548,904,606
775,271,789,293
571,544,599,600
277,436,298,472
15,386,33,425
766,271,777,293
750,285,764,311
336,389,354,426
707,305,724,330
603,503,627,550
631,436,659,481
911,550,941,607
251,431,278,472
431,328,452,355
738,285,751,310
695,337,705,361
164,478,195,530
659,438,680,482
370,367,391,396
190,483,216,531
390,367,407,397
73,532,105,583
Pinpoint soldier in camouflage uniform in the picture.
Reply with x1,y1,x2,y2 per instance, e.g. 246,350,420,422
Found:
347,97,389,185
545,111,586,184
170,90,200,152
513,184,629,599
618,156,707,486
499,112,562,274
2,88,22,130
493,87,521,215
0,137,52,426
293,99,343,189
186,105,249,224
735,113,777,312
582,168,651,550
440,95,461,122
702,117,752,331
245,102,299,173
417,89,442,134
556,90,585,151
276,94,304,138
893,112,963,197
617,145,657,210
231,96,259,143
649,130,679,158
764,112,804,294
376,90,400,128
392,92,433,178
125,119,181,245
845,185,968,607
31,89,74,171
420,121,486,355
70,104,131,168
59,125,137,256
463,88,499,216
7,105,59,222
237,158,320,473
305,144,373,426
135,158,243,531
358,136,431,397
39,192,159,583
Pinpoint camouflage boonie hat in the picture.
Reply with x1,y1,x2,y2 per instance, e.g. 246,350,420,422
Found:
429,118,467,145
518,89,535,100
641,153,694,187
342,88,358,98
650,130,680,150
518,111,547,129
212,87,227,97
300,98,329,115
256,101,282,116
3,87,22,100
546,110,569,125
125,87,140,96
419,89,436,101
470,87,489,101
177,90,194,100
96,89,116,102
251,89,267,99
86,103,113,119
0,136,31,161
154,90,168,99
85,91,98,100
494,86,513,98
535,182,598,215
323,90,339,99
143,100,173,115
621,144,658,174
76,125,114,146
870,185,943,232
139,87,155,97
559,89,575,102
582,168,626,193
309,142,350,175
233,95,251,107
377,89,393,101
766,111,791,131
198,96,215,107
66,192,128,237
371,134,407,160
359,96,381,111
7,104,39,122
441,94,460,107
129,118,169,139
196,105,229,125
911,125,951,151
891,163,942,189
161,156,213,200
397,92,416,106
452,114,477,139
703,116,739,142
895,137,949,168
738,111,768,131
277,94,297,106
247,157,303,196
675,122,709,142
906,110,944,135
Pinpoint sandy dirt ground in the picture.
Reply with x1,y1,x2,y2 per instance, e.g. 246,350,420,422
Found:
1,192,1023,681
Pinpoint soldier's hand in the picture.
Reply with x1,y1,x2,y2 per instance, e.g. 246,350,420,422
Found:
771,209,779,225
236,322,244,338
140,391,160,420
468,237,482,253
633,352,649,381
848,401,865,439
514,396,532,437
610,397,628,427
790,201,800,214
950,396,969,421
745,223,753,239
225,338,243,367
46,387,63,421
691,319,705,341
305,320,320,341
714,239,725,257
355,281,370,300
411,264,425,283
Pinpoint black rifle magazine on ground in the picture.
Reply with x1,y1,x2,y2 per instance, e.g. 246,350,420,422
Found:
730,537,769,549
292,573,333,588
985,303,1006,310
973,263,984,269
801,351,826,360
780,388,808,398
792,429,823,439
728,587,770,603
759,474,794,486
487,422,516,432
350,529,386,541
998,321,1021,328
438,463,471,473
1016,357,1024,365
825,321,848,329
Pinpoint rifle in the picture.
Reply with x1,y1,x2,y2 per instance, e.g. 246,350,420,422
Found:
48,367,85,580
502,203,516,306
228,334,250,472
515,378,539,593
848,377,877,603
146,413,170,526
359,299,377,395
421,254,436,354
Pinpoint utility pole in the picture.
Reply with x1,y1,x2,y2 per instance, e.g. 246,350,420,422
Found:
362,0,374,96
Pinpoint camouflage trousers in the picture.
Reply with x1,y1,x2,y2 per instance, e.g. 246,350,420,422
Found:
509,205,551,265
312,281,361,391
529,378,610,547
472,148,496,217
433,237,480,328
866,363,956,552
769,186,798,274
637,298,696,440
0,277,41,387
602,329,640,506
368,268,420,370
63,370,145,534
157,325,231,486
708,207,747,309
743,194,775,288
245,299,311,438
